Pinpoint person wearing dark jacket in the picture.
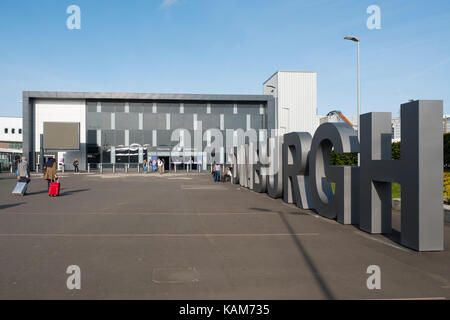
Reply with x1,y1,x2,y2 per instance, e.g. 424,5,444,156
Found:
73,158,79,173
43,157,57,191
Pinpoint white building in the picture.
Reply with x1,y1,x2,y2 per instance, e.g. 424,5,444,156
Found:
263,71,319,136
392,116,401,142
0,116,23,170
319,113,358,132
443,114,450,133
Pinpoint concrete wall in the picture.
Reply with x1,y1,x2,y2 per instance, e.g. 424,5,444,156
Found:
34,99,87,170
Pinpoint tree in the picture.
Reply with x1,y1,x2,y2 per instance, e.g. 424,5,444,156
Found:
444,133,450,167
392,142,400,160
330,151,357,166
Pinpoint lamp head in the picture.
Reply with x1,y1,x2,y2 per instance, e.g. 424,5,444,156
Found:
344,36,360,42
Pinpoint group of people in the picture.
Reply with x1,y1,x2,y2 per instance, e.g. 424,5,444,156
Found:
143,158,165,174
13,156,58,195
211,162,232,183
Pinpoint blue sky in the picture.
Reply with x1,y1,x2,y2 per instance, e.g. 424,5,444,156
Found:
0,0,449,117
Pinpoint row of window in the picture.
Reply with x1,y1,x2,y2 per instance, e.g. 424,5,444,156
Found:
3,128,22,134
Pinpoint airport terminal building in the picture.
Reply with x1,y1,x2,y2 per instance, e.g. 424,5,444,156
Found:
22,91,276,171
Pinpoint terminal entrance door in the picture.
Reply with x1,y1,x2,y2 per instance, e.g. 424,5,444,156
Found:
160,156,170,171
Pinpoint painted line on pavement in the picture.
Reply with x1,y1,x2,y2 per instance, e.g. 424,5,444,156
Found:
353,231,412,253
0,232,319,238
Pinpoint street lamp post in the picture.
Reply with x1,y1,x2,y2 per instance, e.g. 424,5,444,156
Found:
344,35,361,165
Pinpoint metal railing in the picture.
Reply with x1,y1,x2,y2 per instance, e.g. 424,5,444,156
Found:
26,162,206,174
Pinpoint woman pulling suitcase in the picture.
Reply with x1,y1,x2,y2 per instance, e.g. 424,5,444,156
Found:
43,157,59,196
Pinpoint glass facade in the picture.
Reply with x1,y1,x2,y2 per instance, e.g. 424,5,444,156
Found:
86,100,267,167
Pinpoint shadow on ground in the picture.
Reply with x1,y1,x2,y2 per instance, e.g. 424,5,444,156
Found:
0,203,25,210
278,212,336,299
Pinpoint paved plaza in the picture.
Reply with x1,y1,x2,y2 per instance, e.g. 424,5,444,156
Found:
0,172,449,299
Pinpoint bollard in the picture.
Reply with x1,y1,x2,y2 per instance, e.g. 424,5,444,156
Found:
88,163,90,173
174,164,177,173
100,163,103,174
125,164,128,173
137,164,140,173
36,164,39,173
112,163,116,174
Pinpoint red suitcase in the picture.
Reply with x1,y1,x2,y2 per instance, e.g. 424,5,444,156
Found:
49,182,60,197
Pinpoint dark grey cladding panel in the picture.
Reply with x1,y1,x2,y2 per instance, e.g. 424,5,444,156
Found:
129,130,145,145
102,130,125,146
171,114,193,130
224,114,246,130
251,115,264,130
116,112,139,130
143,130,154,145
237,104,261,115
197,114,220,130
115,104,125,113
101,102,116,112
87,130,97,145
143,113,166,130
87,102,97,112
157,130,173,147
129,103,144,113
116,130,125,146
184,103,206,114
87,112,111,130
211,103,234,114
101,130,115,146
157,102,180,113
143,102,154,113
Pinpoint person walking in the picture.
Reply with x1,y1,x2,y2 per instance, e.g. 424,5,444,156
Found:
157,158,163,175
214,162,221,182
13,158,19,176
143,159,148,172
43,157,57,191
17,156,30,184
73,158,79,173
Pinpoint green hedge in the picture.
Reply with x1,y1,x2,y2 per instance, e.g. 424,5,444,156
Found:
328,134,448,166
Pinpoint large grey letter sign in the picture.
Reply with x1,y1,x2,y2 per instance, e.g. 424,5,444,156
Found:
309,123,360,224
229,147,240,185
267,136,283,198
238,144,249,188
359,112,393,234
283,132,314,209
253,141,268,193
360,100,443,251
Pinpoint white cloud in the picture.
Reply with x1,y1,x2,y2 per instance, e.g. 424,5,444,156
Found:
161,0,178,7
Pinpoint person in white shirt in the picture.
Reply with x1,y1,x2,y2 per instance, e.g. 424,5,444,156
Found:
213,163,221,182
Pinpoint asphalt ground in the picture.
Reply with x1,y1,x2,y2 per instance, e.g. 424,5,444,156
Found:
0,171,449,299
